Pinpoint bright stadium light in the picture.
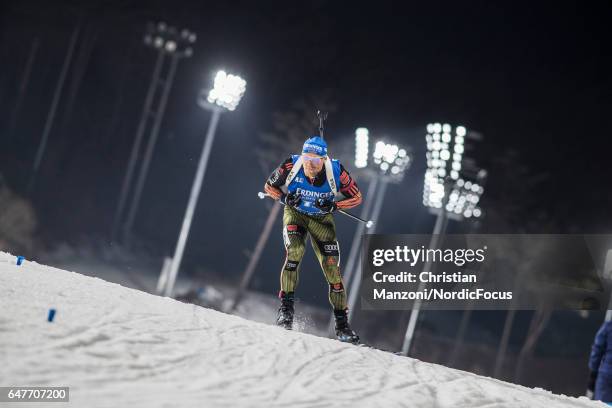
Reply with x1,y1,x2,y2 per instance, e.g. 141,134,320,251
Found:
369,139,411,182
422,122,484,219
355,128,369,168
165,40,177,52
341,130,413,331
163,70,247,298
403,122,486,357
207,70,247,111
442,179,484,219
153,36,164,48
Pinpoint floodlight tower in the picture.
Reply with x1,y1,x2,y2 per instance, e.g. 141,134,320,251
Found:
346,137,411,315
113,22,196,242
162,70,246,297
328,128,411,334
422,123,485,220
401,122,486,356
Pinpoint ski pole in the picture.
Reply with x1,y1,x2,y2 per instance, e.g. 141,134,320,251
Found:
257,192,374,229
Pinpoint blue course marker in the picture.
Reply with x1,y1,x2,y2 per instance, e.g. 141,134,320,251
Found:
48,309,56,322
16,256,25,266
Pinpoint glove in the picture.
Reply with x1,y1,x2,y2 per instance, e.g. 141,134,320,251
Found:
314,198,337,213
281,192,301,208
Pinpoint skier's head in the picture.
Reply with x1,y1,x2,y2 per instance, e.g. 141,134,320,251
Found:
302,136,327,177
302,136,327,157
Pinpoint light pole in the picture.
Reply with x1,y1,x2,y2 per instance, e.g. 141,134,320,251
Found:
227,200,282,312
112,22,196,242
162,70,246,297
28,24,81,193
346,138,411,315
8,37,39,142
341,128,379,304
328,128,411,334
400,122,486,356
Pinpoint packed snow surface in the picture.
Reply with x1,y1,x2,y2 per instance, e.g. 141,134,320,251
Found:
0,252,604,407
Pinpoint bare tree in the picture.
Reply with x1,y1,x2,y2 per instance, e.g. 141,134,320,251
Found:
255,92,337,175
514,307,552,383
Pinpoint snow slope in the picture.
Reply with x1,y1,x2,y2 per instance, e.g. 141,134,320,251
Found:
0,252,604,408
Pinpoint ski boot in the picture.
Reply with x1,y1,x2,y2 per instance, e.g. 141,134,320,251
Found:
334,309,360,344
276,291,295,330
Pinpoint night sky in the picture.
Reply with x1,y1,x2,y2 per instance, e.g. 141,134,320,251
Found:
1,1,611,296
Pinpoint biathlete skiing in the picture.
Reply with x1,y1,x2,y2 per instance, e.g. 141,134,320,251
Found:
263,132,363,344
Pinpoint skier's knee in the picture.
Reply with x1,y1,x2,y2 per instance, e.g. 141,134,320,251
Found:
322,255,340,271
316,240,340,257
287,242,306,259
285,225,307,259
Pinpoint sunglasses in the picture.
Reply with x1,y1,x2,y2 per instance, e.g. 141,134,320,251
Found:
302,155,325,164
